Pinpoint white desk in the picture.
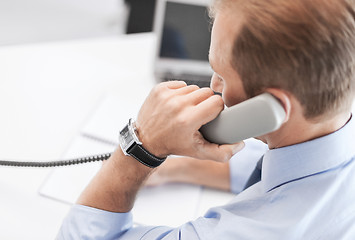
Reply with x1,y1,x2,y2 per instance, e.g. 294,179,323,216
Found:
0,33,234,239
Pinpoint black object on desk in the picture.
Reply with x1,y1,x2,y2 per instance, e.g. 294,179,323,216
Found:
125,0,156,33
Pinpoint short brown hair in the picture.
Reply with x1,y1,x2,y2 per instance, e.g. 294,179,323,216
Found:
211,0,355,119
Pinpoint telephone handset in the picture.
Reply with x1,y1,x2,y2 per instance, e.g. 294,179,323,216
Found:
200,93,286,144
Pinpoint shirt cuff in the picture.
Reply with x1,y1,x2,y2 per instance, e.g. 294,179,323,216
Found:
229,139,268,194
57,204,133,240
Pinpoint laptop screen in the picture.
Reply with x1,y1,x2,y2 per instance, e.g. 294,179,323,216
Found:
159,1,211,62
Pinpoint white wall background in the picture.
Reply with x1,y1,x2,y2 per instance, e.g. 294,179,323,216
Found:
0,0,127,45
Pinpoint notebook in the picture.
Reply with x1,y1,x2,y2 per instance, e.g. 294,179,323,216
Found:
153,0,213,87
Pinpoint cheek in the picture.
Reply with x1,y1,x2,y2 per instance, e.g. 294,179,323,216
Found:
222,88,236,107
222,86,247,107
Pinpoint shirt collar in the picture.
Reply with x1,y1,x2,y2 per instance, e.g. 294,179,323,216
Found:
261,115,355,192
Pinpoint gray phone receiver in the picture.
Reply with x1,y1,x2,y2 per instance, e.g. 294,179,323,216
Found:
200,93,286,144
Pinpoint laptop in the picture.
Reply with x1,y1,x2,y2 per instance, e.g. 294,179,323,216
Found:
153,0,213,88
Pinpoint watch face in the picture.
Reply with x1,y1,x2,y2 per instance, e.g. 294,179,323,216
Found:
120,125,134,148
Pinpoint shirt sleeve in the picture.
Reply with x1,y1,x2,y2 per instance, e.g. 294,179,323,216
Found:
57,205,133,240
57,200,271,239
229,139,268,194
57,204,201,240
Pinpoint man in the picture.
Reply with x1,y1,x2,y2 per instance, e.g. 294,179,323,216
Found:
58,0,355,238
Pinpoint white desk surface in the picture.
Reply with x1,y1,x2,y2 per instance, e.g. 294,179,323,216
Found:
0,33,234,239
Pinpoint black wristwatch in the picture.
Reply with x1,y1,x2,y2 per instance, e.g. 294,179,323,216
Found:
119,118,166,168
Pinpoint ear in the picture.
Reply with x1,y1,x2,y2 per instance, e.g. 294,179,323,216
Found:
265,88,291,123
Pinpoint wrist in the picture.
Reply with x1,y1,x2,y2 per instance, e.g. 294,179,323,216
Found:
119,119,167,168
134,121,169,159
112,148,153,174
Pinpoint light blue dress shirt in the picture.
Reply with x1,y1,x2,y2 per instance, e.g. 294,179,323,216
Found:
58,117,355,239
229,138,268,193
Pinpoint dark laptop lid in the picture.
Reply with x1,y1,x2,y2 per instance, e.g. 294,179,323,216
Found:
154,0,213,84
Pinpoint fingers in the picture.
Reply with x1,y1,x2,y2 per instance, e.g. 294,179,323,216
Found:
199,140,245,162
172,87,223,125
194,94,224,124
161,82,216,106
186,87,216,105
162,80,187,89
176,84,200,95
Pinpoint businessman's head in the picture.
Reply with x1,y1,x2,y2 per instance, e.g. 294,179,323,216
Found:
209,0,355,147
209,0,355,118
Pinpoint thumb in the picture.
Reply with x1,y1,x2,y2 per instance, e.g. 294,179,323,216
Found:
198,141,245,162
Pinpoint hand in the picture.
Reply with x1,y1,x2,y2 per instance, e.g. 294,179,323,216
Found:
144,156,193,187
145,156,232,192
144,157,180,187
136,81,244,162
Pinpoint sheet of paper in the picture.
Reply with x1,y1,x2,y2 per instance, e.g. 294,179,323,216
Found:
39,133,202,227
38,135,115,205
81,91,150,145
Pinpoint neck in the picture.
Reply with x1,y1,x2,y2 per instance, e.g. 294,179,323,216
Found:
265,111,351,149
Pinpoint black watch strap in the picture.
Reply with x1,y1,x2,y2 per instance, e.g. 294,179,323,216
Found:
128,143,166,168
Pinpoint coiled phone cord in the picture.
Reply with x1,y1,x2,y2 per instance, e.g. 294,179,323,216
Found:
0,153,112,168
